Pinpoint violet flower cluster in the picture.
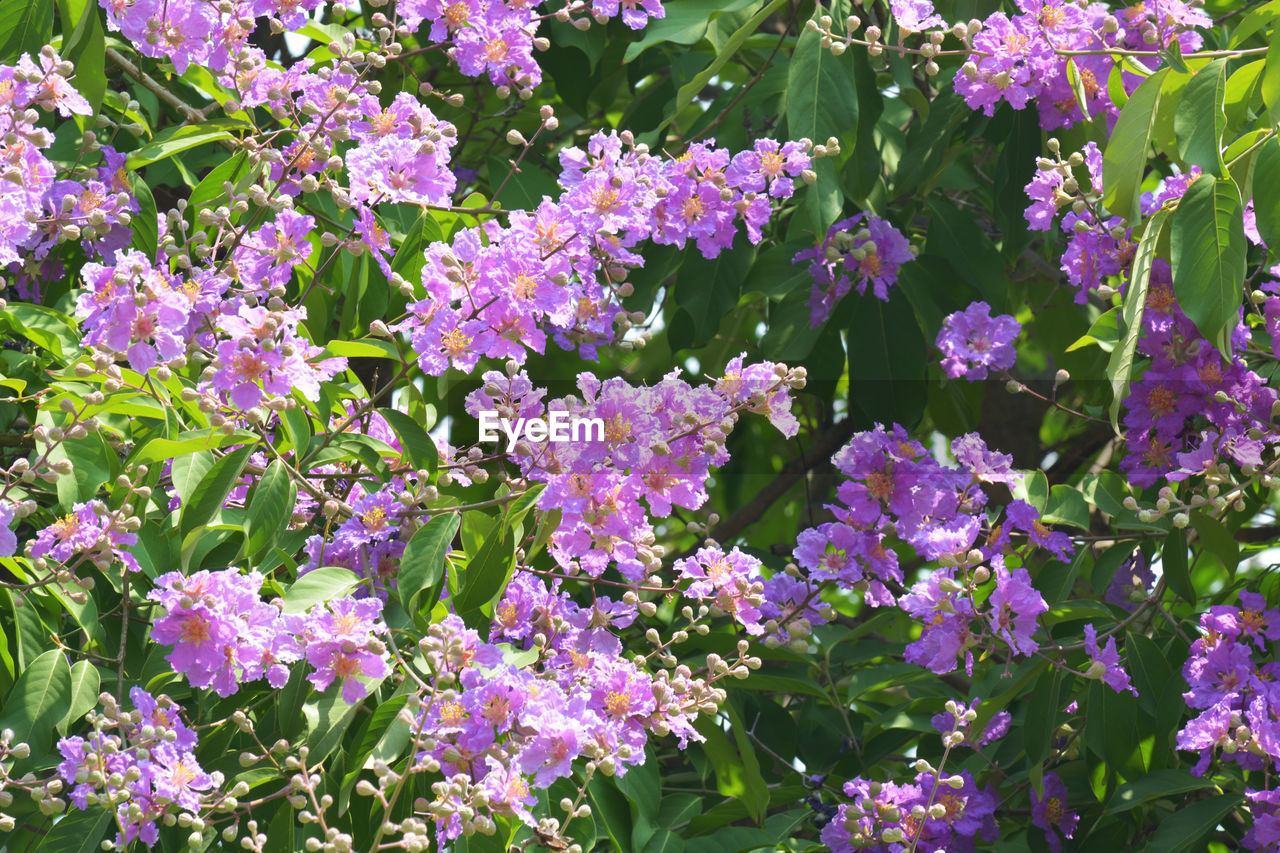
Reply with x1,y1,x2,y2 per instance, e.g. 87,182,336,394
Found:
29,500,140,573
1120,265,1276,488
148,568,390,703
794,426,1075,675
818,770,999,852
932,0,1210,131
936,301,1020,381
0,50,136,280
1176,591,1280,850
101,0,665,95
412,582,731,844
397,132,812,373
57,688,220,847
463,357,802,581
793,212,913,328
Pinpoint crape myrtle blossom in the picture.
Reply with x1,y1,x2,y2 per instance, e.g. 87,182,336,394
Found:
951,0,1209,130
1083,623,1136,695
936,301,1021,381
76,250,228,373
99,0,659,94
149,568,390,703
819,769,1000,852
0,50,133,273
202,303,347,412
409,588,738,846
1120,266,1277,488
1031,772,1080,853
463,359,802,581
1178,591,1280,778
794,426,1069,674
29,500,140,572
57,688,222,847
396,131,812,374
794,213,913,327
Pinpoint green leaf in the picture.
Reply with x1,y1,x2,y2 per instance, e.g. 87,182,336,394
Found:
179,446,253,537
303,691,361,758
453,522,517,619
130,173,157,259
245,460,296,562
1252,138,1280,250
845,291,927,429
1170,175,1246,357
398,514,460,618
0,0,52,64
282,567,361,614
1190,510,1239,574
786,23,858,233
188,152,251,216
1175,59,1227,175
1043,485,1091,529
1103,68,1168,223
1108,768,1216,813
1162,527,1195,603
0,649,71,759
378,408,438,474
1139,794,1243,853
1068,306,1120,352
125,120,246,169
1108,209,1167,431
1024,669,1062,766
668,0,788,125
58,660,100,735
60,0,105,113
671,239,755,350
34,806,113,853
925,199,1008,306
724,700,769,825
621,0,757,62
130,428,259,466
1263,35,1280,119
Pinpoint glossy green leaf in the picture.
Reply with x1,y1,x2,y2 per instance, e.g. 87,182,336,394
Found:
34,806,113,853
0,649,71,759
1174,59,1227,174
1263,35,1280,119
245,460,296,561
1252,138,1280,250
1108,769,1216,813
179,446,254,537
126,120,247,169
845,290,927,430
1170,175,1246,357
58,660,100,735
1108,208,1167,430
786,22,858,232
1139,794,1244,853
1162,527,1195,603
0,0,53,64
398,513,460,618
282,566,361,614
1103,68,1168,223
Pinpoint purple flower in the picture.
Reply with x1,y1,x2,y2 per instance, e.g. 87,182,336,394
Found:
987,564,1047,657
1083,624,1137,695
937,301,1020,381
1031,772,1079,853
298,597,391,703
891,0,944,32
674,546,765,634
795,213,913,327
